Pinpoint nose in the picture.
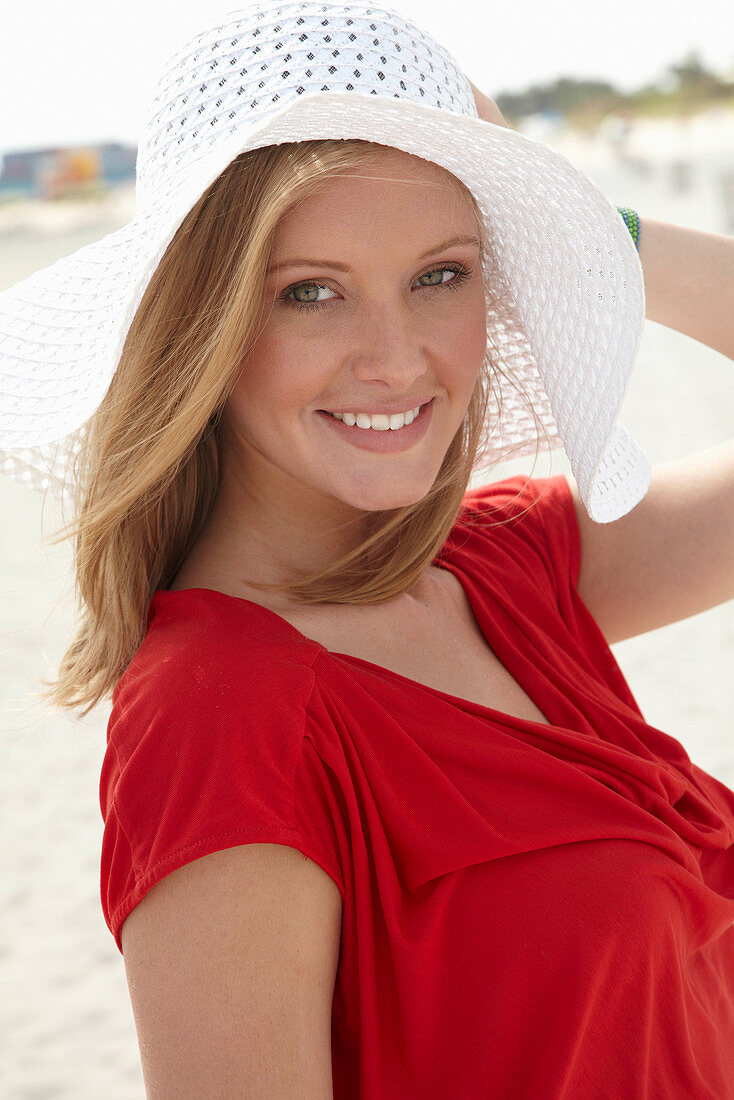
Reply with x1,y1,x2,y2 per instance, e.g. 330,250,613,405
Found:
347,303,430,390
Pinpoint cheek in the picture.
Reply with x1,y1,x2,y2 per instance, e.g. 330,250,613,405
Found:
460,302,488,356
441,293,488,384
227,327,325,424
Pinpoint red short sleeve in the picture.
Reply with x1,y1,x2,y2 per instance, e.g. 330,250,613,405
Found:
99,593,337,953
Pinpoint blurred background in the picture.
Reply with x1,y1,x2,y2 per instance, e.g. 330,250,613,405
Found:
1,0,733,1095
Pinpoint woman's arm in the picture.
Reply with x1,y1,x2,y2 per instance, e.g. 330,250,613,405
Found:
639,217,734,361
568,218,734,642
572,215,730,642
468,80,734,639
569,439,734,643
121,843,341,1098
467,76,734,361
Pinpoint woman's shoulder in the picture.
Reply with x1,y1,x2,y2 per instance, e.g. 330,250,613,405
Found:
147,585,321,658
446,472,576,557
100,591,331,954
111,587,321,736
459,472,571,521
445,473,580,599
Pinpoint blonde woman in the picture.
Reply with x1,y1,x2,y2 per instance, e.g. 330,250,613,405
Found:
1,2,733,1096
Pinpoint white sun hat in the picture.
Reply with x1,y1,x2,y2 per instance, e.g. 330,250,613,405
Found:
0,0,649,522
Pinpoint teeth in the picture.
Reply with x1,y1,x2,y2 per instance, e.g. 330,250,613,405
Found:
329,405,423,430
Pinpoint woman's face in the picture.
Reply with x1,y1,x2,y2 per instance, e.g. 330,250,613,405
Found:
222,146,488,517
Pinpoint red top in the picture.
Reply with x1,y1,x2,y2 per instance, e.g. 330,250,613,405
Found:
99,474,734,1098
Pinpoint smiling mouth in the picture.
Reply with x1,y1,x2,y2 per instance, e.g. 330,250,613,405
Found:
320,400,432,430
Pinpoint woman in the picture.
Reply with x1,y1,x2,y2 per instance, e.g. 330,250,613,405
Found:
1,1,733,1096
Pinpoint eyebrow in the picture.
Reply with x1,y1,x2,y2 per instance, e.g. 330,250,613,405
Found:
266,234,481,273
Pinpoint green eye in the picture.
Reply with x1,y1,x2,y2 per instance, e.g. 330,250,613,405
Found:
418,268,452,286
281,264,470,313
291,283,336,304
414,264,471,293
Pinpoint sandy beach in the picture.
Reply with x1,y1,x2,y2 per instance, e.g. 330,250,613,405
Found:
1,114,733,1096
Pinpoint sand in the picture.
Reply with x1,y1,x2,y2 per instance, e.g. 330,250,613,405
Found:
1,118,733,1096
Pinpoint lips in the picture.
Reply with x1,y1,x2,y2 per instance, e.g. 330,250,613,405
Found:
316,397,434,453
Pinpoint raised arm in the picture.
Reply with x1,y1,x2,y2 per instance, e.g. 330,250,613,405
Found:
467,79,733,642
569,218,734,642
639,217,734,360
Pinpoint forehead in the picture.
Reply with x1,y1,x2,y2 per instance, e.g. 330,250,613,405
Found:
273,148,475,246
333,144,463,182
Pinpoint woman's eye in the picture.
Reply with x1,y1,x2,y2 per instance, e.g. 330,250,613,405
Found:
288,283,337,306
416,267,459,287
280,264,470,313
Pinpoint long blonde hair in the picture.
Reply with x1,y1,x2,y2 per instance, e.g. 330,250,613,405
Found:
34,138,542,719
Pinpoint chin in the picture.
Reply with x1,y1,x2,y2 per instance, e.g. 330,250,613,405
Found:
337,473,437,513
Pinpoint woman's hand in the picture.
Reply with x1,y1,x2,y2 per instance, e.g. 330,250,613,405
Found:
467,79,511,128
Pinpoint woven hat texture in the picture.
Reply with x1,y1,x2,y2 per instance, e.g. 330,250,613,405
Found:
0,0,649,522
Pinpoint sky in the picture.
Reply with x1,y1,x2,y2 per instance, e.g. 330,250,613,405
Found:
1,0,732,155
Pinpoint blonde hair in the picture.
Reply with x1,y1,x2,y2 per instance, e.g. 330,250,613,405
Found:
34,138,543,719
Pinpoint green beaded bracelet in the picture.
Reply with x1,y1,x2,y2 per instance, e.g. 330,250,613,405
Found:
616,206,641,251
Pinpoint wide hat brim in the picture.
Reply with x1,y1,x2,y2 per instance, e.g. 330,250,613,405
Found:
0,92,648,522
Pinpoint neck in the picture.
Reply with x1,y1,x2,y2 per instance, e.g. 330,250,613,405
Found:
178,474,373,608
